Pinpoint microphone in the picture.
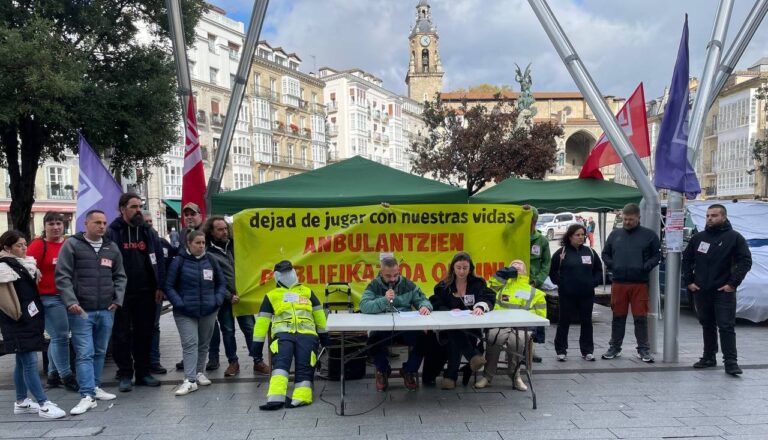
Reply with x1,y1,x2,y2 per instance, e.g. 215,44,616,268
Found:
389,282,395,305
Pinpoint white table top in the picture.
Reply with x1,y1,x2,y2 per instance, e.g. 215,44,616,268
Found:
326,310,549,332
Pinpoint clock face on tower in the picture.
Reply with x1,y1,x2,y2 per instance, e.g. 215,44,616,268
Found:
420,35,431,47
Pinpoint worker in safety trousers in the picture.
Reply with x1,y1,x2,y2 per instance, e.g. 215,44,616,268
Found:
475,260,547,390
253,260,329,411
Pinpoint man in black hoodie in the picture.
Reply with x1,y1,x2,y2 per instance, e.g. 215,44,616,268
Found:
601,203,661,362
683,204,752,376
108,193,165,391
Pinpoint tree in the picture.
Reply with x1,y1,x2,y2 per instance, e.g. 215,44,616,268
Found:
411,94,563,196
753,85,768,198
0,0,206,238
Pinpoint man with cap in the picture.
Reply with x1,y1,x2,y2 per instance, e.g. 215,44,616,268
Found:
475,260,547,390
179,203,203,251
253,261,329,410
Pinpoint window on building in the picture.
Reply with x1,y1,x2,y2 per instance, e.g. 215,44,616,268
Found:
211,100,220,115
233,168,252,189
252,98,270,129
230,74,236,89
287,144,294,164
163,162,183,197
259,169,266,183
47,166,68,198
232,137,251,166
209,67,218,85
207,34,216,53
272,141,279,162
281,76,301,107
273,171,281,181
259,48,270,59
188,60,196,79
253,73,261,95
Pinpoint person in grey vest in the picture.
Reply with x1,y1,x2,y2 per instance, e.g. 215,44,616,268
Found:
56,210,126,415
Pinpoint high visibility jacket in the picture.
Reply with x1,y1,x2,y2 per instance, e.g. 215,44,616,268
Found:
253,284,328,342
488,274,547,319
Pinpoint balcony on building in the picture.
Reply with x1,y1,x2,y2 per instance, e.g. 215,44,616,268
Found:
328,125,338,136
255,85,280,103
373,132,382,143
373,110,381,121
47,184,75,200
704,186,717,196
311,102,326,115
257,154,314,170
327,101,338,113
197,110,207,125
211,113,225,128
382,134,389,145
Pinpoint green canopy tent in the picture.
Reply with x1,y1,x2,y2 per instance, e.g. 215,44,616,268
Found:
470,177,642,249
470,177,642,213
212,156,468,214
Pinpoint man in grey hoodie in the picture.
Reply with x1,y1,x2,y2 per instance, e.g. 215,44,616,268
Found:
56,210,127,415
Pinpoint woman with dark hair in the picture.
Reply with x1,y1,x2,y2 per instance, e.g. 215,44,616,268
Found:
165,230,225,396
0,230,66,418
550,224,603,361
429,252,495,389
27,211,78,391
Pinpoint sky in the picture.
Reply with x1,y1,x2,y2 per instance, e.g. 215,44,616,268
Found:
207,0,768,100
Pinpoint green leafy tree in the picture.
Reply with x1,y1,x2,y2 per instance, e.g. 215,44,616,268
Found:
0,0,206,238
411,94,563,196
753,85,768,197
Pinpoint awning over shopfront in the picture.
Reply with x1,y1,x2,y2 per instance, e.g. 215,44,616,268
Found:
162,199,181,216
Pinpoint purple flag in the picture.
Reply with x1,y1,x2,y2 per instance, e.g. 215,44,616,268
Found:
75,133,122,232
654,15,700,199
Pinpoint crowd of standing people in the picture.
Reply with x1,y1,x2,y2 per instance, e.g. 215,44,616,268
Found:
0,200,753,417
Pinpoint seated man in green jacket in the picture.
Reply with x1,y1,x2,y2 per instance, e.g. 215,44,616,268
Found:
360,256,432,392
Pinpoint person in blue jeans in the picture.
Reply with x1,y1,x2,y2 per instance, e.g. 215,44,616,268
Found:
56,210,127,415
27,211,78,391
204,216,269,376
0,230,66,419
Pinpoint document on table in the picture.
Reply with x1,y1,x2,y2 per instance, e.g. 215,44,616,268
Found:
449,310,472,317
398,311,421,318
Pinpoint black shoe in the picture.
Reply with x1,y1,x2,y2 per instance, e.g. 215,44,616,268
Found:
119,377,133,392
175,360,184,371
693,358,716,369
461,364,472,386
46,372,62,388
205,360,220,371
532,355,542,363
259,401,285,411
135,375,161,387
725,362,743,376
62,374,80,392
150,364,168,375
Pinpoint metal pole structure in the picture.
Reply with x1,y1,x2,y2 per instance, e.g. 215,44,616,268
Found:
528,0,663,352
166,0,193,107
206,0,270,214
705,0,768,117
664,0,733,363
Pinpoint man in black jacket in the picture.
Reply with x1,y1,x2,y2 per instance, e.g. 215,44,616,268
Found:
107,193,165,391
204,216,270,376
601,203,661,362
683,204,752,375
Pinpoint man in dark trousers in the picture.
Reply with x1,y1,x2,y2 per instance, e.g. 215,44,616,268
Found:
683,204,752,376
108,193,165,391
601,203,661,363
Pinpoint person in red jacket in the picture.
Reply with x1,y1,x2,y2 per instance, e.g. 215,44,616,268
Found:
27,211,78,392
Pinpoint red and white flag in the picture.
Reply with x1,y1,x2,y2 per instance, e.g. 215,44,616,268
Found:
182,95,207,221
578,83,651,179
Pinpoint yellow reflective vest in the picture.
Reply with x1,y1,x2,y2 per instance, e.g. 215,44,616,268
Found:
253,284,328,342
488,274,547,318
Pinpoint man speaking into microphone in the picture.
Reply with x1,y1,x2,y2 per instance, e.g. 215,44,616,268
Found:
360,255,432,392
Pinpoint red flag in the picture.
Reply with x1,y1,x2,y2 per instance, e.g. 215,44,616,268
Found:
579,83,650,179
182,96,207,223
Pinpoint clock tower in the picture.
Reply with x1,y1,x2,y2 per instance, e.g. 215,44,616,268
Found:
405,0,444,103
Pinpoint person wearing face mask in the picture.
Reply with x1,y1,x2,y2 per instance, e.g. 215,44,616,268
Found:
253,260,329,410
107,193,165,392
428,252,494,390
550,224,603,362
165,231,225,396
0,230,67,419
474,260,546,390
27,211,79,392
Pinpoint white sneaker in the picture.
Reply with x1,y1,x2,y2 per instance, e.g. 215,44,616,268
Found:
94,387,116,401
13,398,40,414
513,375,528,392
175,380,199,396
196,373,211,386
38,401,66,419
474,377,490,389
557,354,567,362
70,396,97,415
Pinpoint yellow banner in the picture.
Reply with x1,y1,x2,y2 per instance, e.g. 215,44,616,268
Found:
233,204,531,316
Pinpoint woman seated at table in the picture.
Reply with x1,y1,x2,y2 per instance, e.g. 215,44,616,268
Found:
428,252,495,390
